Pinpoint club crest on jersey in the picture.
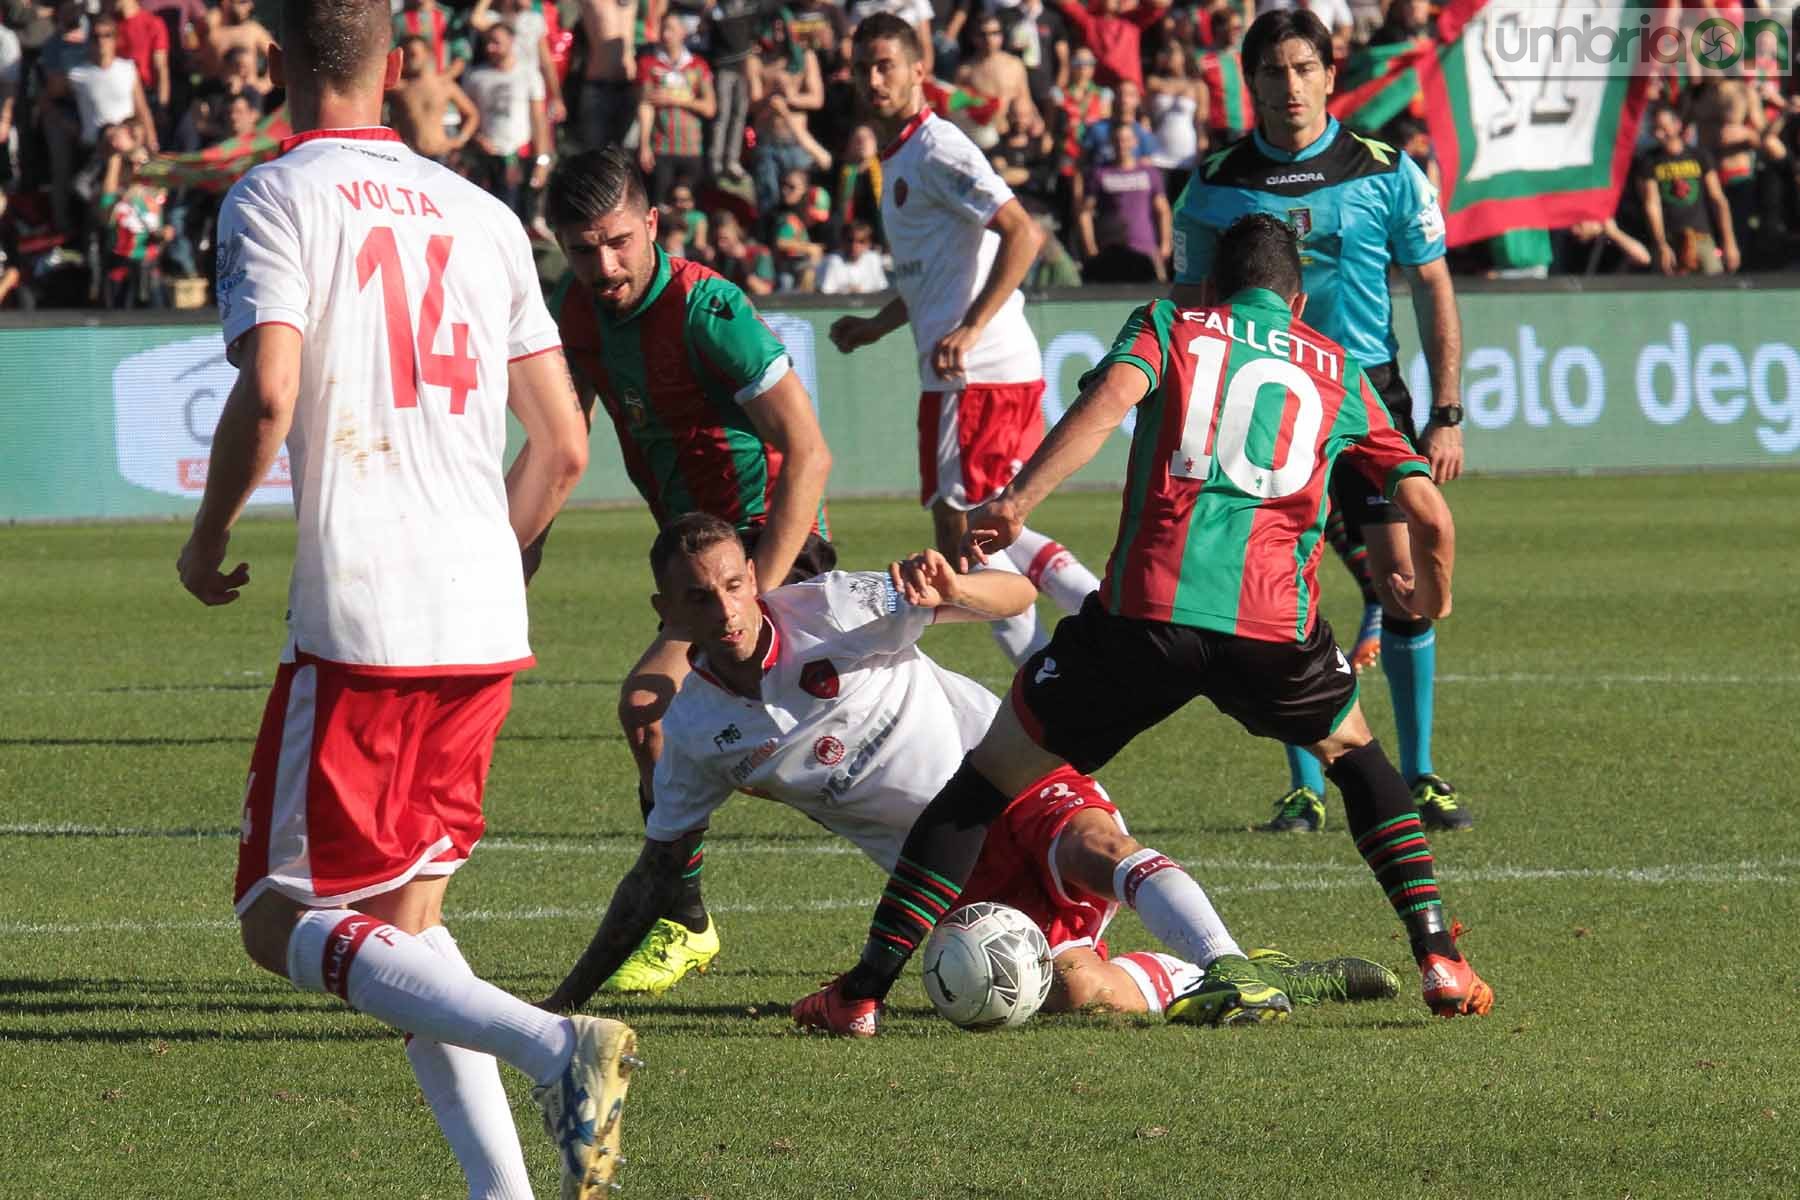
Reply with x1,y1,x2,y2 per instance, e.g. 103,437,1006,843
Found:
620,387,648,428
800,658,839,699
1287,207,1313,238
893,178,909,208
813,735,846,766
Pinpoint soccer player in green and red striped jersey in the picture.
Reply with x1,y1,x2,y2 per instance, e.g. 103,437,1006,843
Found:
794,213,1494,1036
543,147,834,998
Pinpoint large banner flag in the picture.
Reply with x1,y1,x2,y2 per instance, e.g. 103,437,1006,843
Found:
138,108,293,194
1328,0,1788,245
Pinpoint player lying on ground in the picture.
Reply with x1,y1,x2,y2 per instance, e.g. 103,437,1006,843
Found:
540,514,1400,1028
174,3,634,1197
536,146,837,998
793,213,1495,1036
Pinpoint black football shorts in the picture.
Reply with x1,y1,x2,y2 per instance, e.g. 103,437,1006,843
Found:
1330,360,1419,542
1009,596,1360,776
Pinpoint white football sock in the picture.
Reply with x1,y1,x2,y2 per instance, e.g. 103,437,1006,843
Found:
1005,526,1101,615
1114,951,1208,1014
288,908,574,1087
406,926,534,1200
990,606,1049,665
975,552,1051,665
1111,849,1243,967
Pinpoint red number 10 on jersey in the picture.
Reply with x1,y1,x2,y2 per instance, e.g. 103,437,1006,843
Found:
357,226,480,414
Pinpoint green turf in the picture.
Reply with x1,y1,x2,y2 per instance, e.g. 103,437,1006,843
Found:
4,474,1799,1199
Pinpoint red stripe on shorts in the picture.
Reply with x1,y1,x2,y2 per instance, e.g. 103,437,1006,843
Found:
1119,951,1176,1009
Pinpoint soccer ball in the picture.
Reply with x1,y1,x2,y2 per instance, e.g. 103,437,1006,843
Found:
920,902,1054,1031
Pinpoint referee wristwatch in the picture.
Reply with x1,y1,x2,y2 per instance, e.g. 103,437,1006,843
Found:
1427,403,1464,428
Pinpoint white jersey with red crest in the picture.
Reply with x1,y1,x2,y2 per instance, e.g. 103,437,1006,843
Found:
216,127,560,673
878,109,1042,391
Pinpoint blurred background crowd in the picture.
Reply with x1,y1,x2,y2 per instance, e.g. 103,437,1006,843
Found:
2,0,1798,310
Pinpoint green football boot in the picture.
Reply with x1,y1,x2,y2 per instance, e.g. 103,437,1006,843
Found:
1166,953,1292,1027
1248,948,1402,1005
1259,786,1325,833
1412,774,1473,831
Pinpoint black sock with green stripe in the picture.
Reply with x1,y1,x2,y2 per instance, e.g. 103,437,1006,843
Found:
1326,740,1458,963
1325,506,1379,608
843,758,1012,1001
643,779,709,931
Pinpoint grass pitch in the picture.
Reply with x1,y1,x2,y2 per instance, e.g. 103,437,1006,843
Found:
3,473,1799,1200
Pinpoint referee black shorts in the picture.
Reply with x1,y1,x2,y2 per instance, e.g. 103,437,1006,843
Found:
1329,360,1417,543
1009,595,1361,776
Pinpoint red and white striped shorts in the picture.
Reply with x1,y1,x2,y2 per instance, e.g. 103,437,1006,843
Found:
233,656,514,913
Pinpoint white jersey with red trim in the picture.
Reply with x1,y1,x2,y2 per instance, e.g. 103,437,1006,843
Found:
646,571,1001,870
216,127,561,672
879,109,1042,391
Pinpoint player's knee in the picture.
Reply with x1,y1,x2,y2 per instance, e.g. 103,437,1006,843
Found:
238,899,298,978
1055,812,1140,898
1045,955,1133,1014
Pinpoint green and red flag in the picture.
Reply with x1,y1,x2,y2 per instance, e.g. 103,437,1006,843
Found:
1328,0,1668,246
922,78,1003,128
138,108,293,194
1197,48,1254,133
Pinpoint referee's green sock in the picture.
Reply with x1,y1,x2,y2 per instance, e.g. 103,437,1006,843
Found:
1381,614,1436,783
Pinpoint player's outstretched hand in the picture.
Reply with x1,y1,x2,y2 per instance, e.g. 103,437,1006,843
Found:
890,548,960,609
178,529,250,606
828,314,879,354
1420,422,1463,484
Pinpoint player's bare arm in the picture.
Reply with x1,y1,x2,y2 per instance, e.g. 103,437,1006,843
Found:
1405,257,1464,484
1387,474,1454,620
933,197,1042,378
827,295,909,354
177,324,301,605
741,371,832,589
504,347,589,549
963,361,1146,564
889,548,1037,621
542,830,704,1012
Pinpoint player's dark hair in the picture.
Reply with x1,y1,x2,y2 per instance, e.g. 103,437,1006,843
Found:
853,11,922,61
650,513,743,589
545,147,650,227
279,0,392,88
1212,213,1303,300
1241,8,1334,79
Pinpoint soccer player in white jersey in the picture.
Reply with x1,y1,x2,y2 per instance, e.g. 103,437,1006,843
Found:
539,513,1401,1029
827,12,1101,668
175,4,634,1197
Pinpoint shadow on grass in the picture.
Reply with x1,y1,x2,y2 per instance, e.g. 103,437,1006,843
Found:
0,1025,400,1044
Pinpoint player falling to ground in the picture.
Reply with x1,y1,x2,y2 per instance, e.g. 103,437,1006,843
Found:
827,13,1100,668
542,147,834,998
541,514,1401,1030
794,214,1495,1035
1175,9,1470,836
175,5,635,1197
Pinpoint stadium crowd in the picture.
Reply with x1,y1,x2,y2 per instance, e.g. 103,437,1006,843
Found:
1,0,1798,309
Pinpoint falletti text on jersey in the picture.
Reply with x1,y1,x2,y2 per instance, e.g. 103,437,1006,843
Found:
335,180,446,219
1181,308,1341,382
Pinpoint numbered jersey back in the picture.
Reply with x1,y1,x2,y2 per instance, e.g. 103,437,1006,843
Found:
217,129,561,671
1094,293,1428,644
